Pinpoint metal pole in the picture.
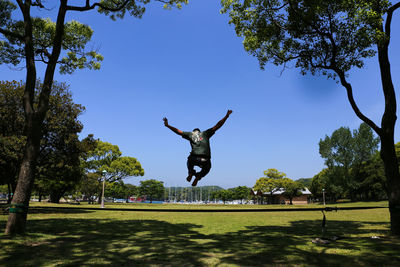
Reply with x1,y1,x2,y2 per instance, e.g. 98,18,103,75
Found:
101,170,106,208
322,189,326,206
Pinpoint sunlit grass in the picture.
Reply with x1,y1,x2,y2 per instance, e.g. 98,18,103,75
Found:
0,201,398,266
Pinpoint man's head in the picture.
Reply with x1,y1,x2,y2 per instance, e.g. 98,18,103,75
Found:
192,128,201,133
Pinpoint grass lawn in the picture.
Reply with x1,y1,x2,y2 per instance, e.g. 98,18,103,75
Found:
0,201,399,266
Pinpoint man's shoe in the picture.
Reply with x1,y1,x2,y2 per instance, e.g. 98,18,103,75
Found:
191,178,199,186
191,175,202,186
186,173,194,182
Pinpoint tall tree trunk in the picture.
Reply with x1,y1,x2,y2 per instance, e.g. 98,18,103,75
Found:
336,35,400,234
5,1,38,235
5,125,40,234
381,137,400,235
377,21,400,234
5,1,68,235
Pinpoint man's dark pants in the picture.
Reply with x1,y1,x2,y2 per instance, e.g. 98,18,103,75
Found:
187,155,211,179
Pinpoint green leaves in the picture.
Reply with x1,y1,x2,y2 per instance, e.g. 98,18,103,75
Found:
0,16,103,74
212,189,233,203
139,179,164,202
84,140,144,182
109,156,145,177
221,0,387,76
0,80,87,202
0,0,189,74
59,20,103,74
254,168,289,194
97,0,188,20
319,123,379,169
263,168,286,179
253,168,303,204
253,177,281,193
317,123,380,200
0,1,16,27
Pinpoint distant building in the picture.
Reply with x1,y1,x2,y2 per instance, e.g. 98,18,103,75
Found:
251,188,312,205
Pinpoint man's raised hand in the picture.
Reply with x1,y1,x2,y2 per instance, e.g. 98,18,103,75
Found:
227,110,233,116
163,117,168,126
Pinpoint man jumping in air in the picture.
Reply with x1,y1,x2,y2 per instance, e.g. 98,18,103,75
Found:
163,110,233,186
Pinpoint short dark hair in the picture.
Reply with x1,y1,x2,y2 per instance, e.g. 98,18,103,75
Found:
193,128,200,132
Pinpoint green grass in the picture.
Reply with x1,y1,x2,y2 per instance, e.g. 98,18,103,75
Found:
0,201,399,266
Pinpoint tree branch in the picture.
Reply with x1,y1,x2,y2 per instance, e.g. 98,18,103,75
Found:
0,28,24,41
335,68,382,135
66,0,130,12
31,0,45,8
36,50,49,64
15,0,24,10
37,0,68,118
385,2,400,40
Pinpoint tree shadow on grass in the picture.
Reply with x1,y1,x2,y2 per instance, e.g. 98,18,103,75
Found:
1,219,207,266
208,219,400,266
1,217,399,266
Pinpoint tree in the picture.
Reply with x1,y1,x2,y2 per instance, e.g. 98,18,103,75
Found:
311,167,355,202
85,140,145,181
319,123,379,199
84,140,144,203
280,178,304,205
106,181,137,202
254,168,287,204
356,152,387,200
125,184,139,202
353,123,381,167
263,168,286,179
212,189,233,204
79,172,102,204
0,81,25,200
34,82,87,203
319,127,354,170
222,0,400,234
139,179,164,203
296,178,312,188
230,186,251,203
1,0,187,235
0,80,89,204
319,126,355,198
350,141,400,200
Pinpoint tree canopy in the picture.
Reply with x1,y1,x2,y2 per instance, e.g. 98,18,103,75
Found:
280,178,304,205
84,140,144,182
139,179,164,203
318,123,380,200
0,80,90,203
221,0,389,80
254,168,288,195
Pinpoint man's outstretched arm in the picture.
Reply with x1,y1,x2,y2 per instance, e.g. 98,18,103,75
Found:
212,110,233,132
163,117,183,135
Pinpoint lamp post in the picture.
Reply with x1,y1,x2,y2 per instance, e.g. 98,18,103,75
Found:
322,188,326,206
101,170,106,208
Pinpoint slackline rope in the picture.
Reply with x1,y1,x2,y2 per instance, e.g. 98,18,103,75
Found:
23,205,385,213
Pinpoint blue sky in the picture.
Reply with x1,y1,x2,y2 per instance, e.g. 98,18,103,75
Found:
1,1,399,188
